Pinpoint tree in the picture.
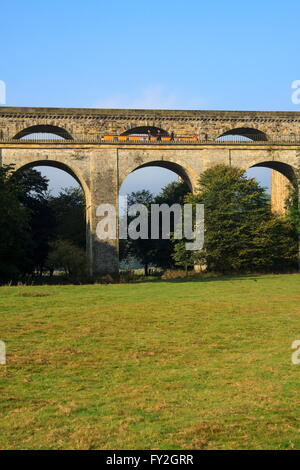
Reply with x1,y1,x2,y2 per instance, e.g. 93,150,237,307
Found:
13,167,49,197
155,180,190,206
120,190,156,275
12,172,86,276
153,181,191,269
12,168,55,275
172,240,201,274
48,187,86,249
285,170,300,234
0,165,32,282
239,216,298,272
1,167,87,281
184,164,297,273
121,183,191,273
282,172,300,270
47,240,89,281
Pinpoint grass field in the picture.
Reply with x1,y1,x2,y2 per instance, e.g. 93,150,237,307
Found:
1,274,300,450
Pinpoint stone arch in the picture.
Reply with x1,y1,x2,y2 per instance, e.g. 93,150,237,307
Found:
13,158,92,259
249,160,297,214
250,160,297,185
13,159,90,205
121,126,169,136
137,161,192,189
13,125,73,140
12,158,94,274
217,127,268,141
119,159,197,192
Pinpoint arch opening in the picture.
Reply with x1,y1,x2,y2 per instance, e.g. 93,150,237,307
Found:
121,126,169,137
135,160,192,189
248,161,297,215
216,127,268,142
119,161,192,274
15,160,84,189
13,161,87,279
250,161,297,184
13,125,73,141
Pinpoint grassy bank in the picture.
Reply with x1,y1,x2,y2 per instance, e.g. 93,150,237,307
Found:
0,274,299,449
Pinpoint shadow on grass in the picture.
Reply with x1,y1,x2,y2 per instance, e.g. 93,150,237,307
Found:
154,274,269,284
130,272,296,285
4,272,298,287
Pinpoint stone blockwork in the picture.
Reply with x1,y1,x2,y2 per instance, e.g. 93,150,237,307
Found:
2,106,300,141
1,106,300,275
271,171,291,214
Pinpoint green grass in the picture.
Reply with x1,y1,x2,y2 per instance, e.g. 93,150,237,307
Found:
1,274,300,450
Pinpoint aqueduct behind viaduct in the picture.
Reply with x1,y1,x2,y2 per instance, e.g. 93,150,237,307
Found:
0,106,299,276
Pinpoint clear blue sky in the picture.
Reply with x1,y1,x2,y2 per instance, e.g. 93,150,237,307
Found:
1,0,299,193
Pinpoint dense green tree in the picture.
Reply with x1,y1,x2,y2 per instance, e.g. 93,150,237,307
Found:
120,190,156,275
120,183,190,274
153,181,191,269
47,239,88,281
284,172,300,270
180,164,298,273
172,240,201,273
285,170,300,234
13,168,55,274
1,166,87,281
13,167,49,198
48,187,86,249
155,180,190,206
0,165,32,282
239,216,298,272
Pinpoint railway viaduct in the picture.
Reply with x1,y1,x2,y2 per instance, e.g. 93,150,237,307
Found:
0,106,299,276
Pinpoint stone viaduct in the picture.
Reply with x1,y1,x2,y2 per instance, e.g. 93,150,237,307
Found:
0,106,300,276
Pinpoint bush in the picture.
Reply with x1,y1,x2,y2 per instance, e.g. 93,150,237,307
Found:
162,269,193,279
95,274,114,284
47,240,89,281
119,270,137,283
161,269,224,280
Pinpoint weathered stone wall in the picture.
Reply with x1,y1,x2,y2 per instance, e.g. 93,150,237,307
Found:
2,107,300,141
271,171,291,214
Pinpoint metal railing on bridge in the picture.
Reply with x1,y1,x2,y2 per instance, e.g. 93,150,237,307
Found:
1,133,300,144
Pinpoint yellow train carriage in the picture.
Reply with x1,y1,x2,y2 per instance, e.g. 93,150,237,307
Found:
102,135,198,142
